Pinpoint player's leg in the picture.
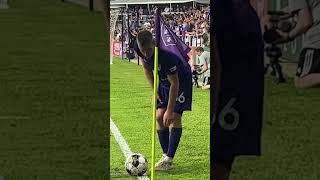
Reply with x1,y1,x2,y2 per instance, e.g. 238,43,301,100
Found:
155,107,171,170
166,76,192,161
156,74,192,171
155,112,182,171
156,108,169,155
156,82,170,156
167,112,182,159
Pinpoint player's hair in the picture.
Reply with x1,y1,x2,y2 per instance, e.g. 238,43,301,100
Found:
136,30,153,48
195,47,204,52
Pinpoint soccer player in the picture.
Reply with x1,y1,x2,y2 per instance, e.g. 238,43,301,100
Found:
212,0,264,179
272,0,320,89
195,47,210,89
134,30,193,171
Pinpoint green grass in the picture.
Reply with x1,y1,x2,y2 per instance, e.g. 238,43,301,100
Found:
231,77,320,180
110,58,210,179
110,58,320,179
0,1,108,179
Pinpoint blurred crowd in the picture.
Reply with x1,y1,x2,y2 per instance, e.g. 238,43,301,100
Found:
112,4,211,89
113,4,210,47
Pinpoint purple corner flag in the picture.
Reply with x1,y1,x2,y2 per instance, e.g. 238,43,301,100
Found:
154,9,191,66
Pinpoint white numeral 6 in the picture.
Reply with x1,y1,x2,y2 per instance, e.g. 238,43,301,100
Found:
176,92,185,103
218,98,239,131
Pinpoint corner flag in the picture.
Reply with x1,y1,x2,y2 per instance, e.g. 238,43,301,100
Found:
154,10,191,65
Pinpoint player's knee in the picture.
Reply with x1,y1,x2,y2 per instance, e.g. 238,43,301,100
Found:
156,116,164,127
170,113,182,127
156,108,166,127
170,120,181,128
156,108,165,117
156,114,163,121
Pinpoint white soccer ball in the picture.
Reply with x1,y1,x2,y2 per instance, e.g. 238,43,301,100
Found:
125,153,148,176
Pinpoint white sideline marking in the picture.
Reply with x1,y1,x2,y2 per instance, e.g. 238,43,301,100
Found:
110,118,150,180
110,118,132,157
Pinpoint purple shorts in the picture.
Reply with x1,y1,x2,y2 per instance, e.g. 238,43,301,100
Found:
157,74,192,115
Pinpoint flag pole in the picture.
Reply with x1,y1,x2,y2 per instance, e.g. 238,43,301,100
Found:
151,8,160,180
150,8,191,179
151,46,158,180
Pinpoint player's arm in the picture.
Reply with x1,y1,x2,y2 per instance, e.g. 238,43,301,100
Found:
167,73,179,113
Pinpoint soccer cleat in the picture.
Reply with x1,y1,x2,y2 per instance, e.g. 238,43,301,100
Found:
155,155,173,171
155,154,166,167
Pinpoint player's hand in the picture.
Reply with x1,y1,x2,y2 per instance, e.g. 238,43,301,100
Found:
163,110,174,127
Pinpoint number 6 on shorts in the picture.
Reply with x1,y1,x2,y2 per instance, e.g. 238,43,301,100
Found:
176,92,185,103
218,98,239,131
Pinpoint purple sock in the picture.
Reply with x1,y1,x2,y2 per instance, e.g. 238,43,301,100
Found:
167,128,182,158
157,127,169,154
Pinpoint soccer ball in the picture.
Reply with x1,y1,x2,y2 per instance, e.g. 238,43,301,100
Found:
125,153,148,176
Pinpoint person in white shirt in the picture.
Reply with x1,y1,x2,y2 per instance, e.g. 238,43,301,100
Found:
195,47,210,89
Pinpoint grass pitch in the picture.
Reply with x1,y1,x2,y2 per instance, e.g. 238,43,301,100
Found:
0,1,108,179
231,77,320,180
110,58,210,179
110,58,320,180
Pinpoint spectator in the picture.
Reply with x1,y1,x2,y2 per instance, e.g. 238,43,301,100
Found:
143,21,151,30
116,31,121,41
195,47,210,89
129,29,137,48
119,4,210,48
164,6,170,13
187,20,195,33
139,6,143,16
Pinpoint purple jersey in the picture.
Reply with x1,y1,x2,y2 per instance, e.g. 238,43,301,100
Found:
134,42,192,87
134,42,192,112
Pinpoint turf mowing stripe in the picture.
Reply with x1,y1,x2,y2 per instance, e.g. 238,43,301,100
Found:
110,118,150,180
